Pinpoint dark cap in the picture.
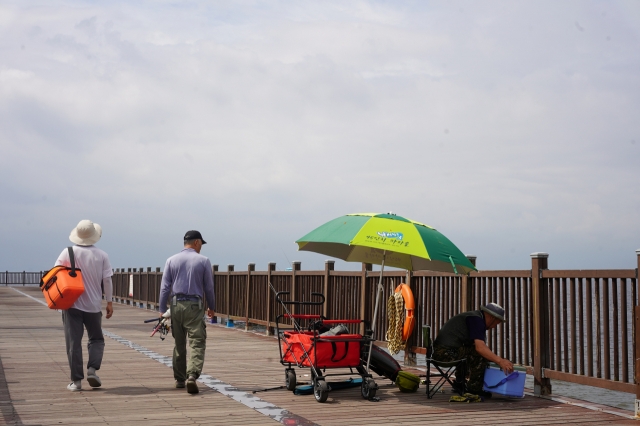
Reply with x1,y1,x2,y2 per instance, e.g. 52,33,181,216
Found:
481,302,505,321
184,230,207,244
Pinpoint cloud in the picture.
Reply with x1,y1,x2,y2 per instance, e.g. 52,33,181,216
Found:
1,1,639,272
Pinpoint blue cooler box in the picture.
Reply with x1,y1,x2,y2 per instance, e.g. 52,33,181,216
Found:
482,367,526,398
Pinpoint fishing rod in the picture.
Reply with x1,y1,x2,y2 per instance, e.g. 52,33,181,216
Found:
143,310,171,341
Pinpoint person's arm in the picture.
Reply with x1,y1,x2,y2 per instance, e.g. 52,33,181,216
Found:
158,259,172,316
203,259,215,318
466,315,514,374
103,276,113,319
474,339,514,374
102,255,114,319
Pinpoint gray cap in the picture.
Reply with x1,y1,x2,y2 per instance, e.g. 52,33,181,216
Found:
481,302,505,321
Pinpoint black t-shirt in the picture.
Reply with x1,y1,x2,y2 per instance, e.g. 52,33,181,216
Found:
466,314,487,342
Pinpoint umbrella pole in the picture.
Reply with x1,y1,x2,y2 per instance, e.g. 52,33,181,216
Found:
365,250,385,374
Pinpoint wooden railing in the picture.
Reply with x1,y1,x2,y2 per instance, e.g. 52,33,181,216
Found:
106,250,639,399
1,271,43,286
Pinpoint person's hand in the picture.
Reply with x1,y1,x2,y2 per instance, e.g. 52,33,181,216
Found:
106,302,113,319
498,358,514,374
207,309,215,319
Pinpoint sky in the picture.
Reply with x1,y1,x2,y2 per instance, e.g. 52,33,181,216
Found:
1,0,639,273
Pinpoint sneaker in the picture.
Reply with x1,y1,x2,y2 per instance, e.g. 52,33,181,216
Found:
186,376,199,394
477,390,492,399
67,381,82,392
87,368,102,388
175,380,185,389
468,388,492,399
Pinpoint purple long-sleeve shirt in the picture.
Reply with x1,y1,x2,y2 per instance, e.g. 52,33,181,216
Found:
159,248,215,313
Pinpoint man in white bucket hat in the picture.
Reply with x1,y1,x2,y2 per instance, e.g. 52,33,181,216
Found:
432,302,514,399
54,220,114,391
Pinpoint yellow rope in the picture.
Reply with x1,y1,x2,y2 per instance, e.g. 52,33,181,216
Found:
385,294,396,347
386,291,405,355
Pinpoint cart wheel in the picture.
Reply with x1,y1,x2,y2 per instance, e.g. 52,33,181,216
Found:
313,378,329,403
285,369,296,391
361,377,377,400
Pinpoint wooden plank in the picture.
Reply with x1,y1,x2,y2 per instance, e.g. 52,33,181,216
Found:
470,270,531,278
561,278,569,373
543,369,635,393
603,278,611,380
0,287,635,426
612,278,620,381
542,269,635,279
570,277,577,374
620,277,629,382
586,278,593,377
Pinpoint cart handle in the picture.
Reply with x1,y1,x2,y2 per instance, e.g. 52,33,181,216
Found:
284,314,322,319
322,319,362,324
275,291,325,306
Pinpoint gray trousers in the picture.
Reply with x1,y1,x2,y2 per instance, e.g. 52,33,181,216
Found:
62,308,104,382
171,301,207,381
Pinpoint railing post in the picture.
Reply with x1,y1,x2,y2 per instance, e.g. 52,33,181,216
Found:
145,267,151,309
135,267,140,304
266,262,276,336
635,249,640,417
360,263,372,336
209,265,217,322
140,267,145,306
531,252,552,396
291,261,300,318
23,270,26,286
323,260,334,319
127,268,132,304
113,269,118,301
460,255,477,312
149,267,154,308
245,263,255,331
226,265,234,327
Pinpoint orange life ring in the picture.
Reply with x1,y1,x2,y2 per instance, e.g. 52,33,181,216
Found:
394,283,415,341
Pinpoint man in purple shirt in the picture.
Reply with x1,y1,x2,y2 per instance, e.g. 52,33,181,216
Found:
159,230,215,394
432,303,514,398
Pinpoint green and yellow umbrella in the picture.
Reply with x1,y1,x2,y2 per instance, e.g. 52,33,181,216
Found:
296,213,476,379
296,212,476,275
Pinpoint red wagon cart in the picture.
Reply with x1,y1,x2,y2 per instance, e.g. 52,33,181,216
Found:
275,291,378,403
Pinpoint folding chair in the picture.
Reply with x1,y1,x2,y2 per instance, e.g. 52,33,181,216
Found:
423,325,466,398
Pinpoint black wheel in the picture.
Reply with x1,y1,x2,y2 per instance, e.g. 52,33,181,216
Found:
313,378,329,403
361,377,377,400
285,369,296,391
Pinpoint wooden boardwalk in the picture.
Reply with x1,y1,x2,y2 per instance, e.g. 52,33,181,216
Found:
0,287,636,426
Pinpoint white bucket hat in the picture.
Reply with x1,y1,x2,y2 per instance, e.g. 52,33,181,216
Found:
69,220,102,246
